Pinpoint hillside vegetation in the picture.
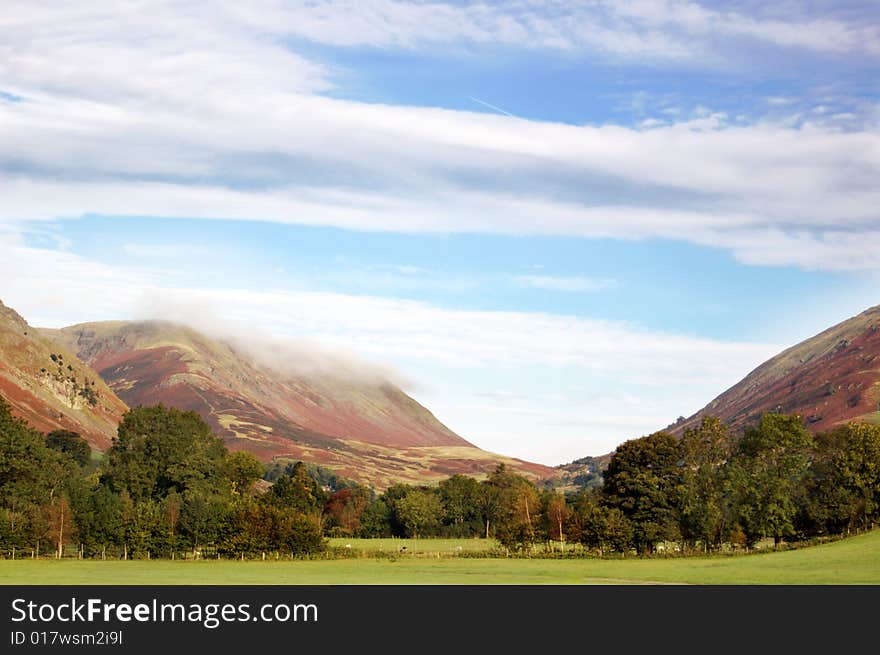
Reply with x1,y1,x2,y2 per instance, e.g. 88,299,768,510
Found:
672,304,880,437
0,300,126,449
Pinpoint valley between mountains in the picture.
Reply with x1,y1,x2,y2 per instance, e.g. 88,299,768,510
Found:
4,296,880,489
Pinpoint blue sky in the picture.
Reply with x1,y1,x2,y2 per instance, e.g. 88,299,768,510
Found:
1,1,879,464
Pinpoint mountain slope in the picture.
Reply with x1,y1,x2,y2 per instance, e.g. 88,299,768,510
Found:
672,304,880,437
0,300,127,449
45,320,551,487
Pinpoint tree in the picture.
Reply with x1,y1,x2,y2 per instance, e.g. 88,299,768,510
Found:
807,422,880,534
395,488,443,538
224,451,264,496
72,484,124,559
476,480,504,540
380,483,415,537
359,499,393,537
542,491,569,546
267,462,326,515
102,405,228,502
439,475,481,534
178,492,226,556
0,398,72,504
125,498,163,559
163,492,182,558
279,509,326,556
484,464,541,552
728,414,814,547
0,398,74,553
45,495,75,558
679,416,732,552
568,489,633,555
602,431,682,554
46,430,91,467
323,485,371,536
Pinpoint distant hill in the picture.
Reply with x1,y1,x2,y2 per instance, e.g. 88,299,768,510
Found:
44,319,552,488
0,300,126,449
547,454,607,493
670,304,880,437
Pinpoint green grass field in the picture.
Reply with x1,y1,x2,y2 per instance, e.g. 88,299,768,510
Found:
2,530,879,585
326,537,500,553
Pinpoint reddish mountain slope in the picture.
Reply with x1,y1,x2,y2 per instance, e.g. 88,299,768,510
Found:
0,300,127,449
672,304,880,437
45,320,551,487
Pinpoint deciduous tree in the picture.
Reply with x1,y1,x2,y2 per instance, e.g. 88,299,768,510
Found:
728,414,814,547
602,431,682,554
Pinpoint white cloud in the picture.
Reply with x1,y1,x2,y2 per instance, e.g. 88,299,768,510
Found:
0,234,152,326
0,2,878,272
606,0,880,57
221,0,880,59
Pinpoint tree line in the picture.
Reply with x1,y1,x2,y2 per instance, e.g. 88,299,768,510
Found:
1,397,879,558
281,413,880,554
0,400,323,559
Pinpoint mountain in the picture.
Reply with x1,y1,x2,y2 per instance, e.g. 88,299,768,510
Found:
671,304,880,437
44,320,552,487
0,300,127,449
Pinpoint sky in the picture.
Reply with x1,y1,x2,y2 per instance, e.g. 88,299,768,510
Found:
1,1,879,465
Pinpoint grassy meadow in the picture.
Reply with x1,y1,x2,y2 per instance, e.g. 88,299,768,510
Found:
326,537,500,553
2,530,879,585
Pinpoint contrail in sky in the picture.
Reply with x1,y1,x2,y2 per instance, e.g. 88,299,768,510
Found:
469,96,516,117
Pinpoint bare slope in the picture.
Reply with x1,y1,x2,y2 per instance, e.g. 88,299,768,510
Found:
46,320,551,487
672,304,880,437
0,300,127,449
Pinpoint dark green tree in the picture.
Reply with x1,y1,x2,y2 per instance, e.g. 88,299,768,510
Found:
178,491,227,555
602,431,682,554
438,474,482,536
102,405,229,501
380,483,415,537
0,398,75,553
46,430,91,467
807,422,880,534
358,499,393,537
568,489,633,555
71,484,124,559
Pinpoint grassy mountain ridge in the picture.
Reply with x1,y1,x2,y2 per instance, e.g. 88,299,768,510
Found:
0,300,127,448
670,304,880,437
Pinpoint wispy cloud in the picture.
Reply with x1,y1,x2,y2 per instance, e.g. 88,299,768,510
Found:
225,0,880,60
1,2,878,273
